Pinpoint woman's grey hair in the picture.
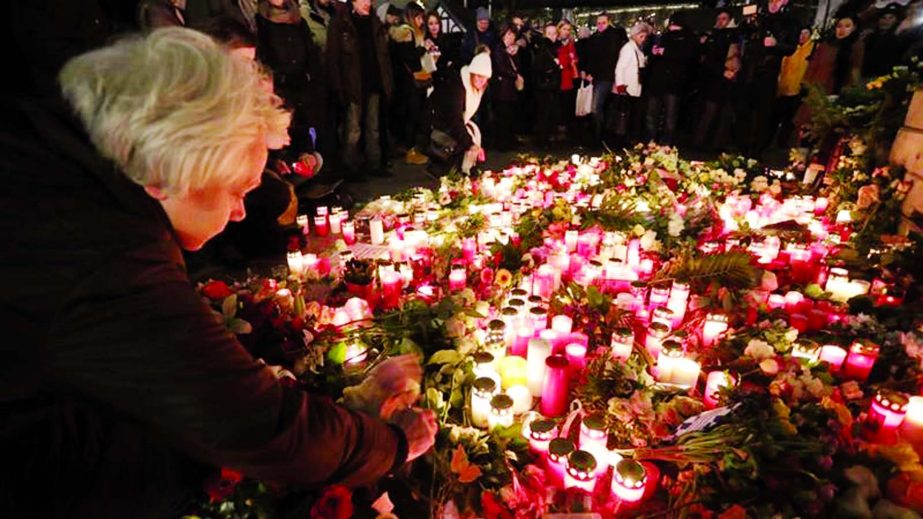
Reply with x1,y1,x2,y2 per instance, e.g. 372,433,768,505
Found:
630,21,653,37
59,27,290,195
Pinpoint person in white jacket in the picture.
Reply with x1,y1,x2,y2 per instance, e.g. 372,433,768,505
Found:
611,21,651,142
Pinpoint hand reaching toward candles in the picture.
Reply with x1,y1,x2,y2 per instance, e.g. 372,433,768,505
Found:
390,407,438,462
341,354,423,420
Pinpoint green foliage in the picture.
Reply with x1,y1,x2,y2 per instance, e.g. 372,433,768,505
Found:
656,251,759,294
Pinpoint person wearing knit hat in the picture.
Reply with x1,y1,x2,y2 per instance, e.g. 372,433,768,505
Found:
461,6,498,62
424,49,492,175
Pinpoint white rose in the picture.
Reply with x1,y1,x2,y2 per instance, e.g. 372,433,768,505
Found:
640,230,658,251
745,339,775,360
668,216,685,237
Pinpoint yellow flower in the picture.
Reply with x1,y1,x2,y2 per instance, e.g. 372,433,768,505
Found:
495,269,513,288
821,396,854,431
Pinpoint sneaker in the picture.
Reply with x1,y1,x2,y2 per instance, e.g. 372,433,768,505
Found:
405,148,430,165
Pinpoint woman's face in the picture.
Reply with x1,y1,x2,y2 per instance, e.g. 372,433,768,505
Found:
633,31,649,46
503,30,516,47
152,143,266,251
428,16,441,36
799,28,811,44
559,23,572,41
470,73,489,91
544,25,558,42
835,17,856,39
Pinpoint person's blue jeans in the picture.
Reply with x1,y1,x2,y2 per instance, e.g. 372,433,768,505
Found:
592,81,612,139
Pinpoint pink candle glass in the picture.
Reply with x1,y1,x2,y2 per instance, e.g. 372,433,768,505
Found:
564,450,598,492
612,459,647,504
843,340,879,382
540,355,570,417
341,220,356,245
704,371,735,409
449,266,467,291
819,345,848,373
547,438,575,488
527,419,558,457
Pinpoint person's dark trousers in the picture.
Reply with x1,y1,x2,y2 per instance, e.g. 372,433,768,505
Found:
773,94,801,149
341,94,382,178
645,93,679,145
559,88,576,142
405,87,426,150
592,81,612,141
740,74,778,158
628,94,645,144
492,100,516,150
694,99,734,151
534,90,559,147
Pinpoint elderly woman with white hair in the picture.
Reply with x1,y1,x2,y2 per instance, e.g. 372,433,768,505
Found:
0,28,435,518
611,21,652,143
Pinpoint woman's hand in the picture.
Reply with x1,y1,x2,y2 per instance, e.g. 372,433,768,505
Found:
390,407,438,462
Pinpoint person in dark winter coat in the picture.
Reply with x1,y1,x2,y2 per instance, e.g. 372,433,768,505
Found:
256,0,328,164
581,13,627,139
694,45,742,151
862,3,905,77
389,2,432,165
532,23,563,147
461,7,498,62
424,50,492,174
645,16,697,145
491,25,523,150
737,0,799,158
327,0,394,179
426,10,460,80
0,28,437,519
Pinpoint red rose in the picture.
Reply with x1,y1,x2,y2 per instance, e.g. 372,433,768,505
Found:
310,485,353,519
203,468,243,504
202,280,233,300
481,491,512,519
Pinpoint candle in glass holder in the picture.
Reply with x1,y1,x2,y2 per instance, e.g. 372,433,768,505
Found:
825,268,852,302
564,450,598,492
579,414,609,476
497,355,528,389
533,265,556,300
286,250,304,276
819,345,848,373
511,326,532,357
702,313,729,347
611,327,634,361
449,265,467,292
899,396,923,448
551,315,573,334
704,371,735,409
316,206,328,217
866,390,908,440
547,438,575,488
527,338,552,397
645,322,671,358
370,217,385,245
507,385,533,415
843,340,879,382
540,355,570,417
313,215,329,237
528,419,558,457
672,357,701,389
651,307,675,331
488,394,515,430
648,285,670,310
334,211,347,235
484,319,507,360
564,343,588,372
612,459,647,504
791,341,821,362
473,352,500,388
470,377,498,428
380,269,402,309
656,340,684,384
529,307,549,331
341,220,356,245
296,214,309,234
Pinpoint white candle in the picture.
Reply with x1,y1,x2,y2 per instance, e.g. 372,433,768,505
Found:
470,377,498,428
527,338,552,397
551,315,573,334
899,396,923,447
671,358,701,388
286,250,304,276
488,394,515,429
610,328,634,361
506,385,533,415
702,313,729,347
819,345,848,372
329,212,343,234
370,217,385,245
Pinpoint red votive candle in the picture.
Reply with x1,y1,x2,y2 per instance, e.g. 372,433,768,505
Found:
789,313,809,333
540,355,570,417
866,390,908,443
312,214,329,236
449,266,466,292
843,340,879,382
704,371,735,409
380,270,402,310
341,220,356,245
564,343,587,372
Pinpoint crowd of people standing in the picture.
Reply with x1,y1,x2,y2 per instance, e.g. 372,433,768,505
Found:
134,0,923,182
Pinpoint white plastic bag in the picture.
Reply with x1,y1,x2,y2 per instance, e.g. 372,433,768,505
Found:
575,82,593,117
